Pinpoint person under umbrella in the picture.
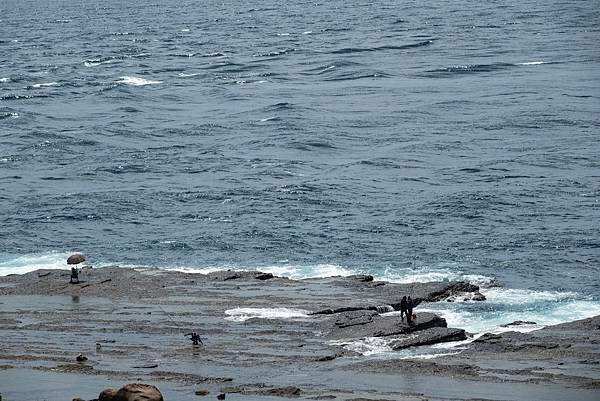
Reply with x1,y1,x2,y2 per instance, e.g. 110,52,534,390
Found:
67,254,85,284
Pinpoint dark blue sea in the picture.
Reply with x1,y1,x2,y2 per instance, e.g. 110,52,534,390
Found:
1,0,599,333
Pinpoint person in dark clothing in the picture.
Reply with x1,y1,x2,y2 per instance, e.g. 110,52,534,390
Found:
70,267,79,284
407,296,414,324
186,331,203,345
399,296,408,322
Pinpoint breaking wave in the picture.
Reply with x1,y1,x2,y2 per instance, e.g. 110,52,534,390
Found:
224,307,310,322
116,76,162,86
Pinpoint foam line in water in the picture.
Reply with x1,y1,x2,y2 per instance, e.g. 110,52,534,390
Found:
224,307,310,322
117,76,162,86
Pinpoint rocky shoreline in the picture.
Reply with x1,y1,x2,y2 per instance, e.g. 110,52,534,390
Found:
0,267,598,401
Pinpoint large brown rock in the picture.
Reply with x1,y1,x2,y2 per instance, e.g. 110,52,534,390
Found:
98,383,163,401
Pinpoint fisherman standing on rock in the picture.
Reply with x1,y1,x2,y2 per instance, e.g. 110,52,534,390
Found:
407,296,414,324
400,296,408,322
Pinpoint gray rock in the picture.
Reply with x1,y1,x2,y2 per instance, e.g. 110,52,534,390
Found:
326,311,446,339
500,320,537,327
255,273,274,280
389,327,467,350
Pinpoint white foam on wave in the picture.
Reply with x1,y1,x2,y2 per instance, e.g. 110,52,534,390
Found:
418,288,600,336
378,265,494,287
331,336,462,359
0,252,74,276
518,61,548,65
330,337,392,356
117,76,162,86
0,77,9,83
32,82,59,88
482,287,579,304
178,72,201,77
164,266,229,275
255,263,355,280
84,58,115,67
224,307,310,322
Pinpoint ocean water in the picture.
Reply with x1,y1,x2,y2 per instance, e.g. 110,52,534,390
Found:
1,0,599,340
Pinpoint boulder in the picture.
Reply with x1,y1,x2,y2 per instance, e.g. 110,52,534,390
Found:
262,386,302,397
255,273,274,280
424,281,480,302
500,320,536,327
348,274,374,282
195,389,209,396
471,292,486,301
98,383,163,401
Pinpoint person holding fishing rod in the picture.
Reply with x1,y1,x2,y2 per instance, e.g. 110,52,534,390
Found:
158,304,204,346
185,331,203,346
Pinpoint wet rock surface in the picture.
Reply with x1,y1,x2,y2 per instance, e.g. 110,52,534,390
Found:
325,311,447,339
0,267,598,401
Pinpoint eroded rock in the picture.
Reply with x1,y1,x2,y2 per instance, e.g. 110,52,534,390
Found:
98,383,163,401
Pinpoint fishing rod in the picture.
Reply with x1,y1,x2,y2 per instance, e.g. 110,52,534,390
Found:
156,303,203,345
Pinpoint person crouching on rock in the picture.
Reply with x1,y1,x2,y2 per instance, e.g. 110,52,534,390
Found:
400,296,408,322
70,267,79,284
186,331,203,346
407,296,414,324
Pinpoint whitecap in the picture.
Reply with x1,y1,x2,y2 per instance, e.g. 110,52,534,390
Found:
32,82,59,88
178,72,201,77
0,77,10,83
181,28,190,32
518,61,548,65
277,33,290,36
302,31,313,35
224,307,310,322
117,76,162,86
84,58,114,67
